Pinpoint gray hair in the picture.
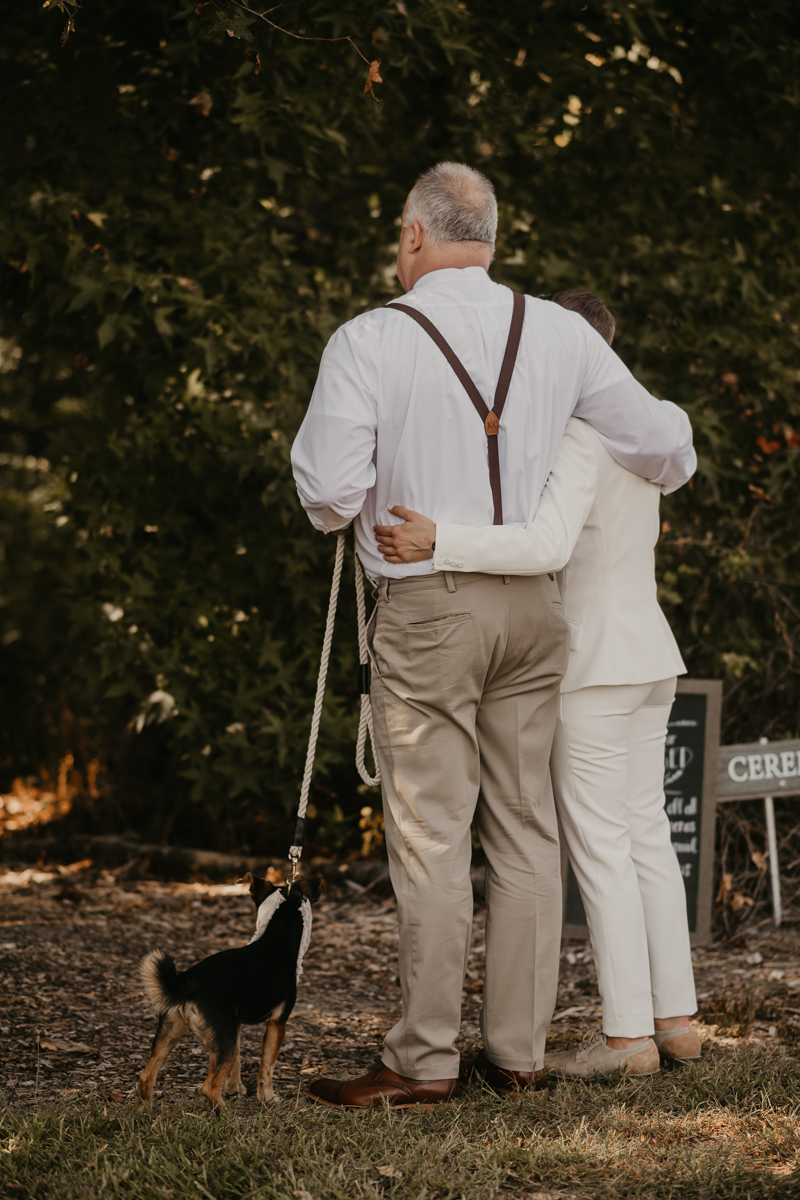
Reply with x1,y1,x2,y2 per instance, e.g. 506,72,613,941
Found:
404,162,497,248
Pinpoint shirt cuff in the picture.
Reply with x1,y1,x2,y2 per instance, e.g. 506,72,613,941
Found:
653,448,698,494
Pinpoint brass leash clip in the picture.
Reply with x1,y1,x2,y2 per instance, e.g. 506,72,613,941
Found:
287,845,302,891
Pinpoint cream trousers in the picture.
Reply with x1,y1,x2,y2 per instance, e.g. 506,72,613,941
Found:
368,571,569,1079
551,677,697,1036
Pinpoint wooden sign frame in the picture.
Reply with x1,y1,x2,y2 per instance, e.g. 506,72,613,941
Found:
716,735,800,926
561,678,722,947
717,738,800,802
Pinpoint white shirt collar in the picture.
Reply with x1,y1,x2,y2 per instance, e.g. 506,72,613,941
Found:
410,266,493,298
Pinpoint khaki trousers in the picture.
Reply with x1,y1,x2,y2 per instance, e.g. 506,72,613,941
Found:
367,570,569,1080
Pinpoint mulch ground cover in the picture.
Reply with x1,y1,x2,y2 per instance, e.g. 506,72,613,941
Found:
2,859,800,1198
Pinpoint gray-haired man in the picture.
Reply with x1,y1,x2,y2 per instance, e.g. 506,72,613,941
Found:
291,163,695,1108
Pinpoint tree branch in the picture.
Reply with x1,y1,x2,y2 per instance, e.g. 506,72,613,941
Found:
226,0,372,66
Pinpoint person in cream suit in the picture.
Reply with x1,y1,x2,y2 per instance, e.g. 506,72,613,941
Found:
374,290,700,1078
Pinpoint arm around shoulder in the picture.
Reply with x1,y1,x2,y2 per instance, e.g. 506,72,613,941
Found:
572,322,696,493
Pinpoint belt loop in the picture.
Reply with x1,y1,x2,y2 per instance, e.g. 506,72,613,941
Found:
503,575,511,585
379,578,391,603
445,571,457,593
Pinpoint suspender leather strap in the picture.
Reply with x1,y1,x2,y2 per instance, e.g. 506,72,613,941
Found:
386,291,525,524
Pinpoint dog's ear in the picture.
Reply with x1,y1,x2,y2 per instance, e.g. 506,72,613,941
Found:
237,872,276,909
296,875,324,904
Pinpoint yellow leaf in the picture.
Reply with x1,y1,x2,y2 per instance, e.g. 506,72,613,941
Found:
86,213,107,228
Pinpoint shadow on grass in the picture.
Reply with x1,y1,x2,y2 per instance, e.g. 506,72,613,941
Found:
1,1047,799,1199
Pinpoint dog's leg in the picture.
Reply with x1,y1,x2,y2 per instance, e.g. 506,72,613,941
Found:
137,1009,187,1104
198,1017,238,1114
223,1026,246,1097
200,1053,237,1114
257,1007,287,1105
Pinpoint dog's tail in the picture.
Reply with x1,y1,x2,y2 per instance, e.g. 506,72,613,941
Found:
139,949,189,1013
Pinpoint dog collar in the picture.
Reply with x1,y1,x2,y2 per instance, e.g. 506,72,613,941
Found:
248,891,313,982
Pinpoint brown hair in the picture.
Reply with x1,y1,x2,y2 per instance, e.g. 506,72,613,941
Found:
543,288,616,345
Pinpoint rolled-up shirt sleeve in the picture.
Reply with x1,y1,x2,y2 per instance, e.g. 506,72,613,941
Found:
291,328,378,533
572,320,696,494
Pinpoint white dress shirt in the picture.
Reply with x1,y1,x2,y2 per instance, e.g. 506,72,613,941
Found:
433,419,687,692
291,267,696,580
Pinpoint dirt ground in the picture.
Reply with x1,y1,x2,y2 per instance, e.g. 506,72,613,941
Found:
1,859,799,1108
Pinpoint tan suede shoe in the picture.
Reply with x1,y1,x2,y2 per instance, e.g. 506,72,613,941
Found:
308,1063,459,1109
653,1026,701,1062
544,1030,660,1078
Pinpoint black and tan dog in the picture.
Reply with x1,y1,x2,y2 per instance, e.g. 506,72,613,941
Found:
137,874,321,1111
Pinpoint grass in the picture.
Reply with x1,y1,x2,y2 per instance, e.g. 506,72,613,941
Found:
2,1048,800,1199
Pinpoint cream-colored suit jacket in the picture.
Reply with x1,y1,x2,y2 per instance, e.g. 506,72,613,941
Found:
432,419,686,693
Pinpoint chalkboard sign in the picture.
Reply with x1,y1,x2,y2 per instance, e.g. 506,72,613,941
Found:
562,679,722,946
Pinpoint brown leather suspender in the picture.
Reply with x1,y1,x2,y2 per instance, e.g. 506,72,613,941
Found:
386,291,525,525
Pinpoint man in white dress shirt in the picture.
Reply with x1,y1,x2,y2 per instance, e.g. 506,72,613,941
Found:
291,162,696,1108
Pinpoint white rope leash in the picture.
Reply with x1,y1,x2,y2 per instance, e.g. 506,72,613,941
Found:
355,553,381,788
294,531,346,827
288,530,380,878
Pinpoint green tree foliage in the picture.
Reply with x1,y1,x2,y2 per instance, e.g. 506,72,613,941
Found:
2,1,799,846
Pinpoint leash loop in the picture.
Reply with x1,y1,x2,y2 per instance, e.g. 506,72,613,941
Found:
355,553,380,788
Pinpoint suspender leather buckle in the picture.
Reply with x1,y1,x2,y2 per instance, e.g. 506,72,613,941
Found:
484,412,499,436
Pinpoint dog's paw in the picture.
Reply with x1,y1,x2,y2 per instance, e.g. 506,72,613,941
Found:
200,1086,225,1113
257,1084,278,1105
225,1081,247,1097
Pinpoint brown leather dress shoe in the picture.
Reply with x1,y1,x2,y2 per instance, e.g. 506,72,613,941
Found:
461,1048,548,1096
308,1063,459,1109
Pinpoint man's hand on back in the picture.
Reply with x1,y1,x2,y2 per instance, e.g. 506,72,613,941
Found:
374,507,436,563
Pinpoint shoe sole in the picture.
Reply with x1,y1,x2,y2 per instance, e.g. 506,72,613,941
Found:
309,1095,452,1110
